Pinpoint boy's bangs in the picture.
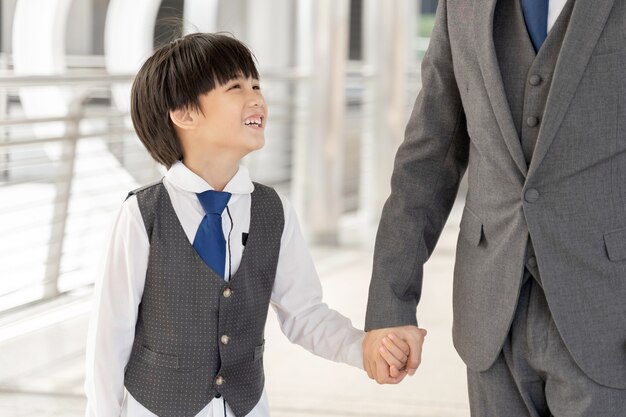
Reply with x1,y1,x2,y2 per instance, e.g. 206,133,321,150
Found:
199,35,260,90
210,56,259,86
165,33,260,111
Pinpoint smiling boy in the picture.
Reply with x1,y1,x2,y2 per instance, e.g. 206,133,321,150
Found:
83,33,414,417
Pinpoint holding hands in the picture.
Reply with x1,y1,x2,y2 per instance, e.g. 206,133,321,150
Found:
362,326,427,384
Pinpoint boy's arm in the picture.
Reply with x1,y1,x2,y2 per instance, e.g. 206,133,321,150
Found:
270,196,365,369
84,196,148,417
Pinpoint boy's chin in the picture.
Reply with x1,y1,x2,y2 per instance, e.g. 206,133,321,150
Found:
248,136,265,151
238,137,265,157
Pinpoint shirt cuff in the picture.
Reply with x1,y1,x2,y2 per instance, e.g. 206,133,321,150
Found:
345,330,366,370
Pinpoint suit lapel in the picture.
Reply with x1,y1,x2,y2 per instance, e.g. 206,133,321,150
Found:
473,0,528,177
527,0,616,178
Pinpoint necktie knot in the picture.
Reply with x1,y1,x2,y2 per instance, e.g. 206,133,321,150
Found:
197,190,232,215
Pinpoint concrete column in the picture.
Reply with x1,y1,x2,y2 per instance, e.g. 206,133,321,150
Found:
359,0,413,231
292,0,349,244
66,0,93,55
239,0,294,186
215,0,247,38
12,0,73,149
1,0,18,54
183,0,219,34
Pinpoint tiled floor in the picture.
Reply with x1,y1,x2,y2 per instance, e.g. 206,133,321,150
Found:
0,201,469,417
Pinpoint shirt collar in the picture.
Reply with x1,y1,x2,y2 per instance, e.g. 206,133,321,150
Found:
165,161,254,195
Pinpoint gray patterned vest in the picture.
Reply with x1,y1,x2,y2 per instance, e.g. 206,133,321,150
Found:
123,181,284,417
493,0,575,284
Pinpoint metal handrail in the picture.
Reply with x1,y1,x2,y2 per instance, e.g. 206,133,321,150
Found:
0,72,135,88
0,73,150,311
0,110,129,127
0,128,134,148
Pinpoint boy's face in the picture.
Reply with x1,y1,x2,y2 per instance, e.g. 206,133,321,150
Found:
193,76,267,158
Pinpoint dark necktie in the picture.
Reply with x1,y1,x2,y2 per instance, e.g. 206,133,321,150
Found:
193,190,232,278
522,0,549,53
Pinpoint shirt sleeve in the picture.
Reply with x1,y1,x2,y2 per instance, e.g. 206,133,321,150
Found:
84,195,149,417
270,195,365,370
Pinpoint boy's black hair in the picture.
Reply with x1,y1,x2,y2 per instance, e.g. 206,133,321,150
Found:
130,32,260,168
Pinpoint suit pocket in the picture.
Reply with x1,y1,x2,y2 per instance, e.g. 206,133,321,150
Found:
254,341,265,361
604,226,626,262
135,344,179,369
459,207,483,247
587,51,626,74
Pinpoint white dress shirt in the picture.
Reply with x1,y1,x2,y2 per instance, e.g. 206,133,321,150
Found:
84,161,365,417
548,0,568,33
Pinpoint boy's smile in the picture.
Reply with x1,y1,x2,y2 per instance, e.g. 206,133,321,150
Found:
243,113,264,130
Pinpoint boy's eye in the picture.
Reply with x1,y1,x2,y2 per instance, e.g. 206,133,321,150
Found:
253,85,261,90
228,84,241,90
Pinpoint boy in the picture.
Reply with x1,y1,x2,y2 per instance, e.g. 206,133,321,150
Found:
84,33,415,417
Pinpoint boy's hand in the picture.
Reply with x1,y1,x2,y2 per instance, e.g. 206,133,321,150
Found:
378,332,410,375
363,325,427,384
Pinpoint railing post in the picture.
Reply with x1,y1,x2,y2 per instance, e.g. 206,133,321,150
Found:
292,0,350,245
43,93,86,299
0,52,8,181
359,0,411,234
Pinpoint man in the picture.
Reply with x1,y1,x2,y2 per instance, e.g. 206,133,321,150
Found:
363,0,626,415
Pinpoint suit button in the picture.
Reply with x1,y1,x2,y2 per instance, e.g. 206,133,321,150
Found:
525,188,540,203
215,376,225,386
223,288,232,298
526,116,539,127
528,256,538,268
529,75,542,86
221,335,230,345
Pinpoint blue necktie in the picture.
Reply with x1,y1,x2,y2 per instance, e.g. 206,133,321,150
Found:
522,0,549,53
193,190,232,278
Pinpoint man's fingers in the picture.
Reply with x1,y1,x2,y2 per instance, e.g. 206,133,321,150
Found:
378,345,404,370
383,336,409,363
387,366,407,384
387,333,410,356
389,364,404,378
405,329,426,376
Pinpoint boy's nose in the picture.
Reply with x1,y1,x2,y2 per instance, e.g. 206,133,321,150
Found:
248,97,264,108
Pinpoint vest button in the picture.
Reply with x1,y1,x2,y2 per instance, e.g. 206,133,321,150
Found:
223,288,232,298
221,335,230,345
525,188,540,203
528,256,538,268
215,376,225,386
529,75,542,86
526,116,539,127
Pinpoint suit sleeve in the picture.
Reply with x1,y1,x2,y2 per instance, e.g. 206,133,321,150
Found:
364,0,470,330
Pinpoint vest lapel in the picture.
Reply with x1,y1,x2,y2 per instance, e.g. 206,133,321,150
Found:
527,0,616,178
473,0,528,177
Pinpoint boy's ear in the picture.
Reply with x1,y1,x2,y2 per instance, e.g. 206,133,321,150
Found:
169,106,198,130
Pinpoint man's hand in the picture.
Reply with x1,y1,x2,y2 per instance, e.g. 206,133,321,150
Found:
362,325,427,384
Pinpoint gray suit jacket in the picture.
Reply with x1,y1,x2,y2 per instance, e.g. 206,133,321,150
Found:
365,0,626,389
